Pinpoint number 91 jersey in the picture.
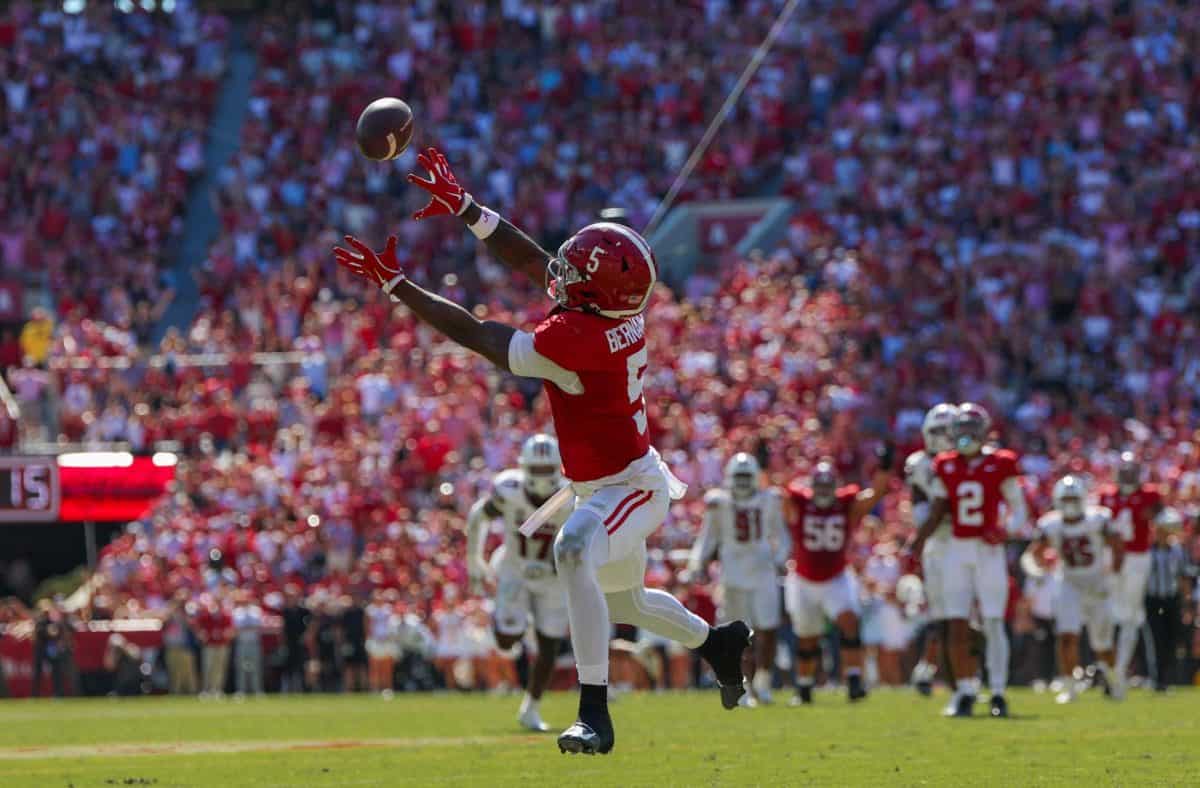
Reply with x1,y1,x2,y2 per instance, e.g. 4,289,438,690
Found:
932,448,1020,540
787,485,861,582
530,309,650,482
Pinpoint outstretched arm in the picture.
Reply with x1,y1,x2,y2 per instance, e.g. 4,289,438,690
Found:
407,148,551,286
334,236,514,369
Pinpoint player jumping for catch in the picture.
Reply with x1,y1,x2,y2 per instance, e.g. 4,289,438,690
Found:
334,148,752,755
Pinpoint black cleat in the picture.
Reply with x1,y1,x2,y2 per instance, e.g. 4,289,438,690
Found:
916,680,933,697
847,673,868,702
702,621,754,710
944,694,975,718
557,720,614,755
989,694,1008,718
789,685,814,706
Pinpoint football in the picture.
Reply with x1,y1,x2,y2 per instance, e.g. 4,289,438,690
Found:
355,97,414,161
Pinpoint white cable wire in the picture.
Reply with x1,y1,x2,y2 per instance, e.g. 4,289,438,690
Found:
643,0,804,236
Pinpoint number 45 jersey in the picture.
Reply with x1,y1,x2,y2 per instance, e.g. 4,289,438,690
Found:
691,488,789,590
787,485,862,583
490,468,574,587
1036,505,1114,587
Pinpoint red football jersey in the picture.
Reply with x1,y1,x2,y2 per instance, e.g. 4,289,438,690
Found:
532,308,651,481
932,448,1021,540
1098,483,1162,553
787,485,860,582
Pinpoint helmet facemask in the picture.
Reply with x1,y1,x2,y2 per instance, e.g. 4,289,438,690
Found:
730,472,757,499
1058,493,1084,521
523,463,561,503
547,255,585,310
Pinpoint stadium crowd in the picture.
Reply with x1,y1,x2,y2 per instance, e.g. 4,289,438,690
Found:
2,0,1200,695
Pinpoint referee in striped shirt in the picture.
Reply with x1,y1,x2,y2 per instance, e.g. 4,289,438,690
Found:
1144,514,1195,691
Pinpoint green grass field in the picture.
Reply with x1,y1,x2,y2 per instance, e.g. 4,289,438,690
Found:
0,688,1195,786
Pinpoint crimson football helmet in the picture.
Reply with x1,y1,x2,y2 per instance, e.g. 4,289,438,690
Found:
547,222,657,318
954,402,991,456
1116,451,1141,493
811,461,837,507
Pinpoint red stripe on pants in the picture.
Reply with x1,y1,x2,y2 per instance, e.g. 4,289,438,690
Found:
607,491,652,535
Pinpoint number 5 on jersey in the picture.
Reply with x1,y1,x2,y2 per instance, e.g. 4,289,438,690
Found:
626,347,648,434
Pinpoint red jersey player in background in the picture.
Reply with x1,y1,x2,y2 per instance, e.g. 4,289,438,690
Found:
784,452,890,705
334,148,751,756
909,402,1027,719
1098,452,1165,695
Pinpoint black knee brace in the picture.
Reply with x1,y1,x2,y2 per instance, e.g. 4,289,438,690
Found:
840,636,863,649
795,648,821,661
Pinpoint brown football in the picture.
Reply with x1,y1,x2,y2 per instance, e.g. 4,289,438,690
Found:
355,97,414,161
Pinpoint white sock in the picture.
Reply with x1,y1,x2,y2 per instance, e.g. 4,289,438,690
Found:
846,666,862,677
519,693,537,714
956,677,979,697
983,618,1009,695
1115,623,1138,679
796,675,814,688
605,587,708,648
912,660,932,682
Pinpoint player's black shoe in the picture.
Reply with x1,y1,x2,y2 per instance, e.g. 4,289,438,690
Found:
989,694,1008,718
944,694,975,718
557,718,614,756
697,621,754,710
789,685,814,706
847,673,868,702
916,679,933,697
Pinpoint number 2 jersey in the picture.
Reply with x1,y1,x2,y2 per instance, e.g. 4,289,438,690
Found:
1036,505,1114,588
931,448,1022,541
690,488,789,590
508,308,650,482
787,485,861,583
468,468,573,586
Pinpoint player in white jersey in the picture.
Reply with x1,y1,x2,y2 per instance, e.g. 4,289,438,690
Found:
466,435,572,731
688,453,790,705
1021,475,1124,703
905,403,957,696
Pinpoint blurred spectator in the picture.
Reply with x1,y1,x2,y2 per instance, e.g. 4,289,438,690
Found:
19,308,53,366
365,589,397,694
197,594,233,696
103,633,143,697
232,589,264,696
31,599,74,698
339,591,368,692
278,585,310,693
306,595,342,692
162,594,199,695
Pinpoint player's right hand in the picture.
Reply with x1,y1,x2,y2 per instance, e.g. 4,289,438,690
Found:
333,235,405,297
407,147,472,219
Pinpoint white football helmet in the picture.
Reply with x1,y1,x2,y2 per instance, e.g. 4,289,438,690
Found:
1052,475,1087,521
724,453,761,499
921,403,959,454
519,434,562,501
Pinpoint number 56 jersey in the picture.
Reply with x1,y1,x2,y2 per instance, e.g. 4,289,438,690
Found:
787,485,862,582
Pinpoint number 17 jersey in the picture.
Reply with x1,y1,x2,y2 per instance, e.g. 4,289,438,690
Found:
787,485,861,582
529,308,650,482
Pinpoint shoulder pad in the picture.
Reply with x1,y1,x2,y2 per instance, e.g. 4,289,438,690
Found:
994,448,1020,466
1089,505,1112,524
704,488,731,508
1037,511,1061,532
491,469,525,511
904,450,926,476
837,485,861,503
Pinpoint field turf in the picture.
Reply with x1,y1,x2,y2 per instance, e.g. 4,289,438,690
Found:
0,687,1195,786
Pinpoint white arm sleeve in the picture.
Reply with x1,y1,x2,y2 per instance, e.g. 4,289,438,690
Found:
507,331,584,395
770,497,792,567
688,505,720,574
1001,477,1028,534
465,498,491,577
911,500,931,531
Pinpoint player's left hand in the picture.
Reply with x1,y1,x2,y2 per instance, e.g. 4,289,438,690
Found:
333,235,406,297
407,147,472,220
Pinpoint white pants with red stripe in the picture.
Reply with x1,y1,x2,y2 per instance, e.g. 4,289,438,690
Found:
554,450,709,686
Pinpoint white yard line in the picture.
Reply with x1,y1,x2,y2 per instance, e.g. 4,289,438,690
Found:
0,735,541,761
